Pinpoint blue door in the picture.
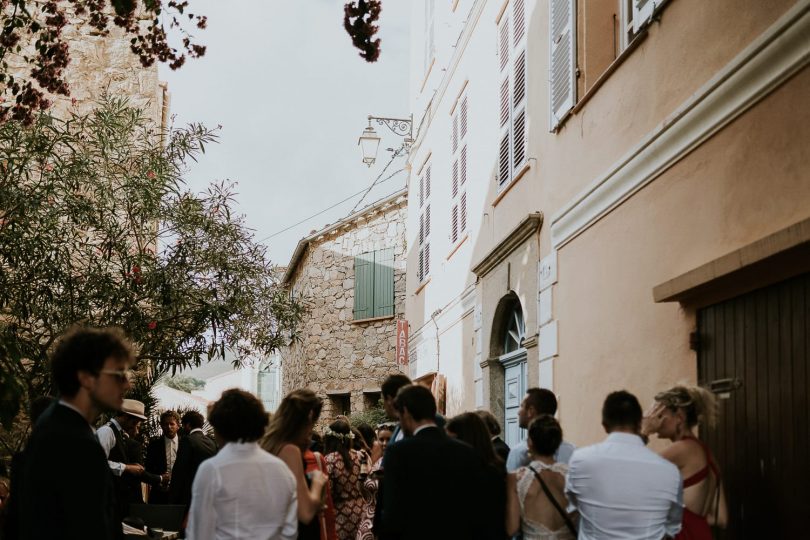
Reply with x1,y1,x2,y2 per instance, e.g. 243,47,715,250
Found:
503,355,527,448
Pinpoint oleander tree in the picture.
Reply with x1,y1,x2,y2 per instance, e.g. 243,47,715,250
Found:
0,96,303,455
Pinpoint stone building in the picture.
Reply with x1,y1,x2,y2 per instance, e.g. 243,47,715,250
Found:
281,189,407,421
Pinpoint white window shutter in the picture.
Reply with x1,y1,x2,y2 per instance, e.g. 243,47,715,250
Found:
425,165,431,198
460,97,468,139
498,131,511,187
460,145,467,186
451,204,459,243
418,247,425,282
513,50,527,169
419,174,425,207
452,114,459,153
549,0,576,130
425,204,431,237
460,192,467,232
633,0,655,33
419,213,425,244
424,243,430,277
499,17,510,72
452,159,459,197
513,0,526,45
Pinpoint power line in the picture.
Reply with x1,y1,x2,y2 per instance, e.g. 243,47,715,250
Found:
257,168,405,243
350,145,407,214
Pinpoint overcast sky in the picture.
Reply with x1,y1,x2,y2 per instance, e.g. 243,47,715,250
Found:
159,0,412,266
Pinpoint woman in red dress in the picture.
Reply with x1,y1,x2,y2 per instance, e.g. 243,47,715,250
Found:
323,419,365,540
642,385,727,540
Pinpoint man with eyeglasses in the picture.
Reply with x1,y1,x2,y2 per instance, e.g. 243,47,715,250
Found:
19,326,135,540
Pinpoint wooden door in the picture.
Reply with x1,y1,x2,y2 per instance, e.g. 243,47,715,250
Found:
697,272,809,539
503,357,527,448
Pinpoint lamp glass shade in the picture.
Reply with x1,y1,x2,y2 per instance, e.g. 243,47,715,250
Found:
358,126,381,166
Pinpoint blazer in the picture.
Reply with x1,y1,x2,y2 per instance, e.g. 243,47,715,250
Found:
19,402,121,540
168,430,217,507
492,436,511,465
145,435,181,504
380,426,487,540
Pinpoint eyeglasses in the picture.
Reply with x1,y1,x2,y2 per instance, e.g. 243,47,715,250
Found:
98,369,134,383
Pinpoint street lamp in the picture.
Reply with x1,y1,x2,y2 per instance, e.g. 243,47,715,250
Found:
358,114,414,167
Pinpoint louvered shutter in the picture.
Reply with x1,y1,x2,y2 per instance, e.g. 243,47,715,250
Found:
372,247,394,317
452,160,459,197
425,204,431,237
353,252,374,319
419,174,424,207
513,50,527,169
513,0,526,44
451,204,459,243
549,0,576,130
418,248,425,282
419,213,425,245
460,192,467,232
460,97,468,139
425,165,431,198
460,146,467,186
452,115,459,154
424,243,430,277
633,0,655,33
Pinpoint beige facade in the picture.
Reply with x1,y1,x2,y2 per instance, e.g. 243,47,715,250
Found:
282,191,408,422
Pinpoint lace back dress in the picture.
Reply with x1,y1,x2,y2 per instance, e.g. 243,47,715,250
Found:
516,461,575,540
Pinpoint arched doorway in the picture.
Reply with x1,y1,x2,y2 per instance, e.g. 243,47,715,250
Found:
492,293,527,448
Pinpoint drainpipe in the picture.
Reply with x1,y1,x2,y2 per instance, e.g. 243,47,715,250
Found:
430,308,442,373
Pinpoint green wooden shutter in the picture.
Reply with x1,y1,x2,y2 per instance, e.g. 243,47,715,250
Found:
372,247,395,317
354,252,374,320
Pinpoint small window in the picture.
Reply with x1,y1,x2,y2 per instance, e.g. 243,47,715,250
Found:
354,248,395,320
363,392,382,411
328,394,351,417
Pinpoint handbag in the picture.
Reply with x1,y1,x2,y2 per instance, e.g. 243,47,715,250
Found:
528,465,578,538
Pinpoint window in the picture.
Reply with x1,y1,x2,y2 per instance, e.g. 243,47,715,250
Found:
257,358,281,413
354,247,395,320
417,164,432,283
549,0,576,130
497,0,529,189
328,394,351,417
450,94,469,244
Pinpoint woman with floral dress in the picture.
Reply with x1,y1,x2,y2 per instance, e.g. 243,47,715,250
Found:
356,424,394,540
324,419,365,540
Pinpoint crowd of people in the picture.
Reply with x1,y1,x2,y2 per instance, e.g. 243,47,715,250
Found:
0,326,727,540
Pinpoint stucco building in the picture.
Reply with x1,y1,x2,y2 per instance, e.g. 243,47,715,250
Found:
282,190,407,422
406,1,809,536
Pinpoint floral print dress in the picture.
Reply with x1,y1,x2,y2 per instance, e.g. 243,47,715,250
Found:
325,449,365,540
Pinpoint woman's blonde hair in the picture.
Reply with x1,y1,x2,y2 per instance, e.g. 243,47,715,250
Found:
260,388,323,455
654,385,717,428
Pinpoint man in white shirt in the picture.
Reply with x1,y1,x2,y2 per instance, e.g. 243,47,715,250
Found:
506,388,576,472
187,389,297,540
565,390,683,540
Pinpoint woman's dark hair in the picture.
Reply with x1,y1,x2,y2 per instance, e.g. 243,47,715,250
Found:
261,388,323,455
323,419,353,468
528,415,563,457
355,422,376,449
209,389,268,442
475,410,502,437
51,326,133,397
446,412,501,468
602,390,642,431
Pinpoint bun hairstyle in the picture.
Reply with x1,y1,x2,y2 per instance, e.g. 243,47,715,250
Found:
654,385,717,428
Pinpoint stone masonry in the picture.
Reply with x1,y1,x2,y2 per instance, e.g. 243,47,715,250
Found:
282,191,407,423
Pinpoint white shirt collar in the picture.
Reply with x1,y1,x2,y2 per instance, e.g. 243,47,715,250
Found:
605,432,645,446
189,428,204,435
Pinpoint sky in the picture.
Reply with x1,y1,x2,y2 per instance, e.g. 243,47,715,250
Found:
159,0,412,267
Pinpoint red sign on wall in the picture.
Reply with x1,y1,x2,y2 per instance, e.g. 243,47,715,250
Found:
396,319,409,366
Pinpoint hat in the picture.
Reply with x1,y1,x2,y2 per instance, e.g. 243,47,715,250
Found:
121,399,147,420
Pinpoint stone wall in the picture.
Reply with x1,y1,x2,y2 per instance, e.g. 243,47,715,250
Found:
283,195,407,424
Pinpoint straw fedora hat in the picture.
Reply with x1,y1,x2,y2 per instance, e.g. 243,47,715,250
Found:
121,399,147,420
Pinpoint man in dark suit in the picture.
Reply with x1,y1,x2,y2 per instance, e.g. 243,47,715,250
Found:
169,410,217,508
145,410,181,504
19,326,135,540
380,385,486,540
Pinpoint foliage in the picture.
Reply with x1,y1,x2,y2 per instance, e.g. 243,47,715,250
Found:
0,96,303,455
343,0,382,62
162,375,204,393
349,402,387,429
0,0,207,125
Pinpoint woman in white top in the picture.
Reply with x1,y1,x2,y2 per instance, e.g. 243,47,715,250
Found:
187,389,298,540
506,415,577,540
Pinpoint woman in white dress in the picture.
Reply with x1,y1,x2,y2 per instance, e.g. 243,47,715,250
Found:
506,415,577,540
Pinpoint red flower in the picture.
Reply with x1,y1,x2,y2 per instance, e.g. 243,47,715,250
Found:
132,265,141,273
148,321,157,330
44,163,54,172
146,170,156,179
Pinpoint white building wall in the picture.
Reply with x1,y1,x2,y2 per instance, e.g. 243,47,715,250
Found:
407,0,520,414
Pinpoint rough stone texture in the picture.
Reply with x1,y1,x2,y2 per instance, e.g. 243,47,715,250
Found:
283,195,408,424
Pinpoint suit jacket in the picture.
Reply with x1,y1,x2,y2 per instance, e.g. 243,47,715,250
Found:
492,436,511,465
380,426,487,540
145,435,180,504
168,430,217,507
19,402,121,540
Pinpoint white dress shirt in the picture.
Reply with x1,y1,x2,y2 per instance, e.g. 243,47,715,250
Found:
96,418,126,476
187,441,298,540
164,435,178,472
565,432,683,540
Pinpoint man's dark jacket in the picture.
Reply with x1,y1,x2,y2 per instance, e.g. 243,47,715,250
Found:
379,426,486,540
19,402,121,540
168,430,217,507
492,436,511,465
145,435,181,504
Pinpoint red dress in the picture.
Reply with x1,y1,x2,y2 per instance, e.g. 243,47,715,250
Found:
325,450,365,540
675,437,720,540
303,449,338,540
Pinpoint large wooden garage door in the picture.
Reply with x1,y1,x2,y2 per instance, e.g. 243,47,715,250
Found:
697,272,809,539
